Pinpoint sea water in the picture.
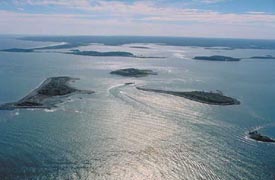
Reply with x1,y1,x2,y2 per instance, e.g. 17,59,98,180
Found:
0,35,275,179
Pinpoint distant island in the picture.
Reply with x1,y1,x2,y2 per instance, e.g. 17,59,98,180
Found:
137,87,240,105
205,47,234,50
248,131,275,143
0,77,94,110
124,82,135,85
250,55,275,59
110,68,157,77
35,42,88,50
1,47,164,58
193,55,241,61
0,43,88,53
19,36,275,50
1,48,34,52
130,46,150,49
0,47,136,57
66,49,164,58
67,49,135,57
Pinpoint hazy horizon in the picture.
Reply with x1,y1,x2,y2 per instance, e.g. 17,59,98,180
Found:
2,34,275,41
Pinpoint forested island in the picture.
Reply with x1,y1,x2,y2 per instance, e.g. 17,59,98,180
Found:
0,77,94,110
1,46,164,58
1,48,34,52
67,49,135,57
137,87,240,105
193,55,241,61
110,68,157,77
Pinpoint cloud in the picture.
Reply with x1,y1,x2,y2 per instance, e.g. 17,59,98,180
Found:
16,7,24,11
13,0,91,7
72,1,275,26
199,0,227,4
0,0,275,39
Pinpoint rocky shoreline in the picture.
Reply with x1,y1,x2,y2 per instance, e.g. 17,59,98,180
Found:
0,77,94,110
248,131,275,143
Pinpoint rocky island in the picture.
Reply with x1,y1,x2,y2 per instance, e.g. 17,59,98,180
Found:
137,87,240,105
193,55,241,61
248,131,275,143
110,68,157,77
0,76,94,110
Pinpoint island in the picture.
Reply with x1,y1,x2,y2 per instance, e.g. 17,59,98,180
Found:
66,49,165,59
0,43,89,53
1,48,34,52
0,76,94,110
1,47,164,58
35,42,88,50
67,49,135,57
248,131,275,143
130,46,150,49
193,55,241,61
205,47,234,50
136,87,240,105
110,68,157,77
124,82,135,85
250,55,275,59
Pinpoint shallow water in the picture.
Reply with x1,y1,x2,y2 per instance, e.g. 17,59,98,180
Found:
0,36,275,179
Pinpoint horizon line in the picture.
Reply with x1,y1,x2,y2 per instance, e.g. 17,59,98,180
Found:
1,33,275,41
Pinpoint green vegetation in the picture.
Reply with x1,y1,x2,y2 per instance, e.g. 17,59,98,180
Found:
67,49,135,57
137,87,240,105
1,48,34,52
110,68,157,77
0,77,94,110
193,55,241,61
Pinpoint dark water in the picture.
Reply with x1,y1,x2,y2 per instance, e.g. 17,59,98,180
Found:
0,36,275,179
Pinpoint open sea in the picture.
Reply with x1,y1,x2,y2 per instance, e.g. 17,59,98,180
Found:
0,35,275,179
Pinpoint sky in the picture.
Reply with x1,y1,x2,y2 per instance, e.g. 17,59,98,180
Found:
0,0,275,39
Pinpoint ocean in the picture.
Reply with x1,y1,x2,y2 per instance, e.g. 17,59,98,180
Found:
0,35,275,179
